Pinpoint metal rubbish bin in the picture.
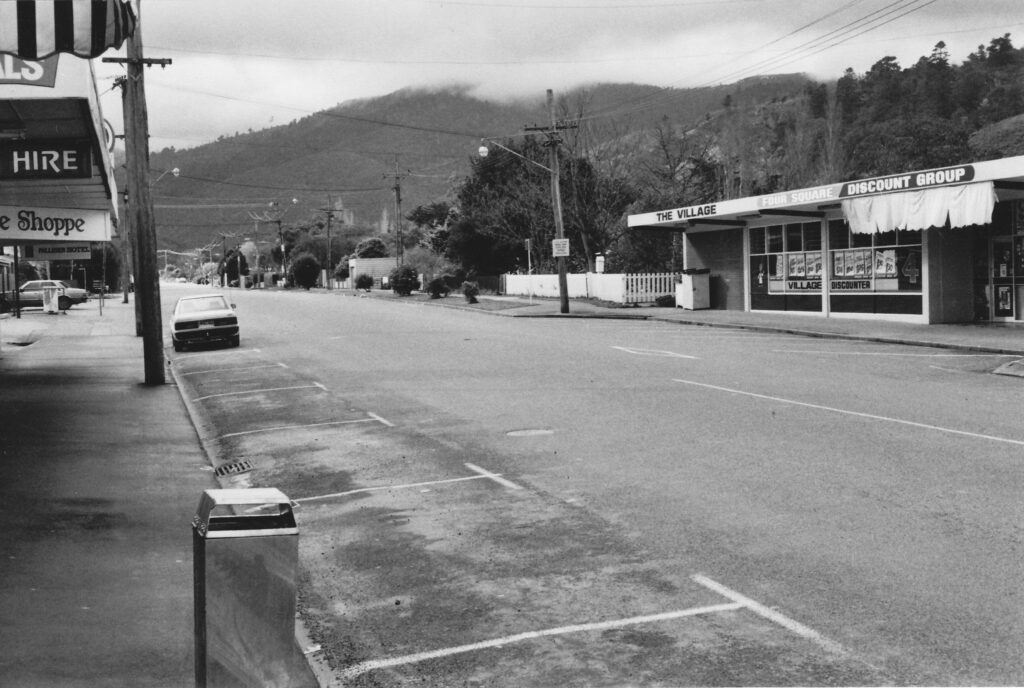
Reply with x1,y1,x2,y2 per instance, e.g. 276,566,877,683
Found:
42,286,61,314
192,488,314,688
676,268,710,310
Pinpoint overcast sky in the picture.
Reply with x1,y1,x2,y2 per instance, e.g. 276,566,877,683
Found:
95,0,1024,151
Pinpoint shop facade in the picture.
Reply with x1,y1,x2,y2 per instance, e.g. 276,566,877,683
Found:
627,156,1024,324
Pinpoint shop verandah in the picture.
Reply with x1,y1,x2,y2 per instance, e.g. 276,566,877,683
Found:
627,155,1024,324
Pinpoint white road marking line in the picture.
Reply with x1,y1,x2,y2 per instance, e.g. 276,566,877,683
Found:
294,475,493,504
692,574,845,655
174,347,261,358
612,345,698,359
219,417,380,439
773,349,1014,358
180,363,287,377
313,382,328,391
367,411,394,427
464,462,523,490
673,378,1024,447
337,602,743,680
192,383,324,402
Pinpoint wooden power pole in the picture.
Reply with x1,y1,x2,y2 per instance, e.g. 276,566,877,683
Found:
525,89,577,314
104,2,171,385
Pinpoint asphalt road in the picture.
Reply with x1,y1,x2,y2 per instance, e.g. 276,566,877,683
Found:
164,284,1023,686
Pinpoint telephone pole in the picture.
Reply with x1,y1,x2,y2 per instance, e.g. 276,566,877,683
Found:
384,159,408,266
318,196,339,289
525,89,577,314
103,1,172,385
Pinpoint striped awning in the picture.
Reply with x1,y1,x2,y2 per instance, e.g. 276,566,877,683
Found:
0,0,136,60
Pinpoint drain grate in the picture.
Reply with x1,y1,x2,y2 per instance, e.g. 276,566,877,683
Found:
215,459,255,477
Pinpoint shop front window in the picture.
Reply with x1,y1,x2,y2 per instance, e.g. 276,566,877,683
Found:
828,220,922,293
749,222,823,311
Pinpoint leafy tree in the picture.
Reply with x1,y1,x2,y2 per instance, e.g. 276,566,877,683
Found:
219,248,249,286
290,252,321,290
388,264,419,296
353,236,389,258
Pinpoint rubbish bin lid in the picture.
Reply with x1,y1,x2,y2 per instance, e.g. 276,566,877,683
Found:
192,488,297,539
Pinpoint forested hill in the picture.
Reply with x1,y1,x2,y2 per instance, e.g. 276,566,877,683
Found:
144,33,1024,256
144,77,811,253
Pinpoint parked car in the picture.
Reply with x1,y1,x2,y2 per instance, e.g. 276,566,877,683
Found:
169,293,239,352
17,280,89,310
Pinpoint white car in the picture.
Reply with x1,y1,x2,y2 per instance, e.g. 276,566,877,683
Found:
169,293,239,351
18,280,89,310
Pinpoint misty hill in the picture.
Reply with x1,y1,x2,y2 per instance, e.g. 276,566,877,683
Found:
144,77,812,254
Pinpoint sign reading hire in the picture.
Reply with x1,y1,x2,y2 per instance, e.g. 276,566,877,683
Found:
0,140,92,180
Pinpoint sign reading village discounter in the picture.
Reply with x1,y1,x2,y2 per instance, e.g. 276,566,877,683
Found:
0,140,92,180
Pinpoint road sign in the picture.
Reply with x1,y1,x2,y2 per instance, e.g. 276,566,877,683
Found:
552,238,569,257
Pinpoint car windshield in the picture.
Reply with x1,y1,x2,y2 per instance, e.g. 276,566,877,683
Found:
60,281,74,288
177,296,229,314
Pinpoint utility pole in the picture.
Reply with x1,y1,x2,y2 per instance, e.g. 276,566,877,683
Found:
103,2,171,385
384,159,408,266
525,89,577,314
318,196,338,289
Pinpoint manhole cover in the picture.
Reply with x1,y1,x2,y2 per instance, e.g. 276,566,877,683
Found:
215,459,255,477
506,428,554,437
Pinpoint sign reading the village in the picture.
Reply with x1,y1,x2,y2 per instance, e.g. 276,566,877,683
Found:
0,55,59,87
840,165,975,198
0,140,92,180
0,205,110,243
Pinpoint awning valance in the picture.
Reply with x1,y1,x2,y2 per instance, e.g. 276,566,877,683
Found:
0,0,136,60
841,182,998,234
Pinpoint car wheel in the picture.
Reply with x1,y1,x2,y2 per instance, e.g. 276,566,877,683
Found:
58,295,72,310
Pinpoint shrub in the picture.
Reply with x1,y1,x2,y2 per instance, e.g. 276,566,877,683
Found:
389,265,420,296
426,277,450,299
655,294,676,307
290,253,321,290
462,280,479,304
354,273,374,290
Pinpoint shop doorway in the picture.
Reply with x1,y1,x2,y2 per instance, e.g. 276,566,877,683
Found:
976,234,1024,321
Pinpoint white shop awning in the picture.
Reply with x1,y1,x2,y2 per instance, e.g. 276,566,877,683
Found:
628,156,1024,234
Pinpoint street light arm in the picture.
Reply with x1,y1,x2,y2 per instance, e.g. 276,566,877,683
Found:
479,139,553,174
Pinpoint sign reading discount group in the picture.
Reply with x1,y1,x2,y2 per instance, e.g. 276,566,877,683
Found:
0,205,111,243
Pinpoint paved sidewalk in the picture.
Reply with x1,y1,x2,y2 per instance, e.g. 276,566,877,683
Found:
0,299,219,687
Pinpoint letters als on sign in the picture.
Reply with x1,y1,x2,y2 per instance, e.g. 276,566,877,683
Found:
0,55,59,87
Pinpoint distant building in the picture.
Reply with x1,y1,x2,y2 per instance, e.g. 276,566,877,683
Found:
628,155,1024,324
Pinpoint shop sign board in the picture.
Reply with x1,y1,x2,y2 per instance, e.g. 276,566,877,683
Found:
22,242,92,260
0,55,59,87
839,165,974,198
0,205,110,243
0,139,92,180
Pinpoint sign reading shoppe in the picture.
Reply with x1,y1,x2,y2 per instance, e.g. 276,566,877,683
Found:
0,205,111,243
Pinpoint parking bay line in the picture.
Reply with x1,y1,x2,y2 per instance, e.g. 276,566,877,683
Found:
192,383,325,402
337,602,744,680
673,378,1024,448
692,574,845,655
294,474,495,504
464,462,523,490
179,362,288,377
218,413,392,439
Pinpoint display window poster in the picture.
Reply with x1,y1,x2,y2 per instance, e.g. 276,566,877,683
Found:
995,285,1014,317
806,252,822,278
769,254,783,280
1015,236,1024,274
845,251,857,275
788,253,805,277
833,252,845,278
874,249,896,277
852,250,869,277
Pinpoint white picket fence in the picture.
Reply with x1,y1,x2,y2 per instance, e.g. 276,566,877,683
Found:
503,272,679,304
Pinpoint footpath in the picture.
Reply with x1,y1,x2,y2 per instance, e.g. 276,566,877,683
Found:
0,292,1021,687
